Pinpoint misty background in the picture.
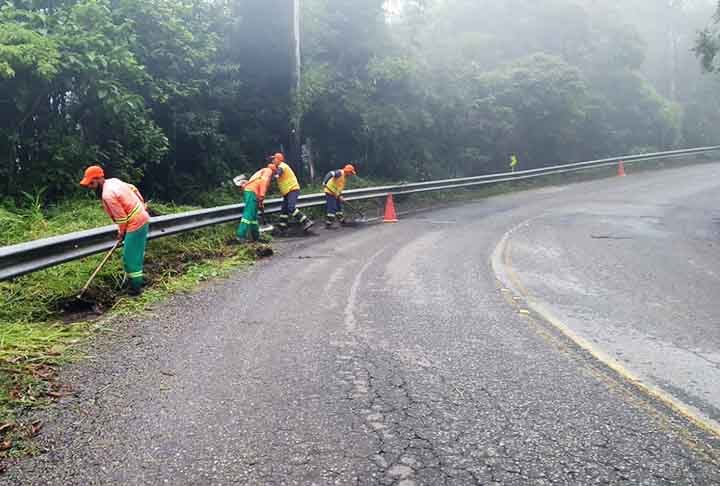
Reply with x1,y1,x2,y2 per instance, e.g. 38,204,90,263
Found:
3,0,720,203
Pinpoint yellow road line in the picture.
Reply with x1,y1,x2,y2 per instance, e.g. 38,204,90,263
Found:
491,220,720,441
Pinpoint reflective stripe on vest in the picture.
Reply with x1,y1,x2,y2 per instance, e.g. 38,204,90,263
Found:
113,202,143,224
325,173,346,196
277,162,300,196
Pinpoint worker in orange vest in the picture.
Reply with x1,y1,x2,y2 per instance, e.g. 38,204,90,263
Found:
270,153,314,232
236,162,278,241
323,164,357,228
80,166,150,296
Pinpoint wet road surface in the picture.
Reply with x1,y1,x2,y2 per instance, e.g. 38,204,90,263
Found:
495,163,720,431
4,164,720,485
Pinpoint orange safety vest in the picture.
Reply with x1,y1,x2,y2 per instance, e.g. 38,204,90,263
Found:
245,167,273,200
101,178,150,233
325,172,347,197
277,162,301,196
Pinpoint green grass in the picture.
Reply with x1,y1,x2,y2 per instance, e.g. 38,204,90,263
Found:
0,155,708,463
0,199,247,324
1,197,107,246
0,199,203,247
0,198,259,460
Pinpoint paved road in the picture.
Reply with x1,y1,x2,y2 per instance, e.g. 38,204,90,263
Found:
4,164,720,485
495,163,720,429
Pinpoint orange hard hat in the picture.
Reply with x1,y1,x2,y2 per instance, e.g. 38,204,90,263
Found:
343,164,357,176
272,153,285,163
80,165,105,186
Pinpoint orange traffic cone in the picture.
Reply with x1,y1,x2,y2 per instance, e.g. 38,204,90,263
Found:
383,194,398,223
618,160,626,177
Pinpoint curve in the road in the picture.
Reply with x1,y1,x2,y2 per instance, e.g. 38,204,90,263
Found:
492,164,720,438
4,164,720,485
492,218,720,438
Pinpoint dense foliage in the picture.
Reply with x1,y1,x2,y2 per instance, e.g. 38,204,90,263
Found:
0,0,718,203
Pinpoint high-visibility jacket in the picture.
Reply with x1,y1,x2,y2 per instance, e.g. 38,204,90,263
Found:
101,178,150,234
245,167,273,201
324,170,346,197
277,162,300,196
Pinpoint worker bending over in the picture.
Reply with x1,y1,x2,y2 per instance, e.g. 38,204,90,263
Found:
80,165,150,296
271,153,314,232
323,164,357,228
236,162,277,241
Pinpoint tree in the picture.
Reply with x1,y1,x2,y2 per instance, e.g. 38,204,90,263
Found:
0,0,699,205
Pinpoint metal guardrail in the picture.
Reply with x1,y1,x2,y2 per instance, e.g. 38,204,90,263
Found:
2,146,719,281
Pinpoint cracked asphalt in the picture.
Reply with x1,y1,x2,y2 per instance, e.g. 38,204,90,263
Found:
4,164,720,485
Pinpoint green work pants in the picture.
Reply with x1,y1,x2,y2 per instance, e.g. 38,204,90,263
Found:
123,223,149,290
237,191,260,241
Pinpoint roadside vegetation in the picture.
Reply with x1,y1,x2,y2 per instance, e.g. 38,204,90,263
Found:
3,1,720,207
0,147,713,466
4,0,720,469
0,195,260,463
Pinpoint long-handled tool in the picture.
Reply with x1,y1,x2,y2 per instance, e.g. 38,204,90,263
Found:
253,205,275,257
342,200,370,226
259,205,275,234
77,240,121,300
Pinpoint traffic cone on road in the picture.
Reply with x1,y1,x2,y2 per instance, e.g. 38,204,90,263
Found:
383,194,399,223
618,160,627,177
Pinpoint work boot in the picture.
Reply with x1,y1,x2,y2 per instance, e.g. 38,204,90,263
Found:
325,214,336,229
128,286,143,297
303,219,315,232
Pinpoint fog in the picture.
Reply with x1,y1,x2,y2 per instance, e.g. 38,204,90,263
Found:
2,0,720,201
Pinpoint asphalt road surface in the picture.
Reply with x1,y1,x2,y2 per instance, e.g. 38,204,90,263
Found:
495,164,720,431
4,163,720,485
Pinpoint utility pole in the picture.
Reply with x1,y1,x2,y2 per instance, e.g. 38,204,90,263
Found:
290,0,303,179
667,0,685,103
